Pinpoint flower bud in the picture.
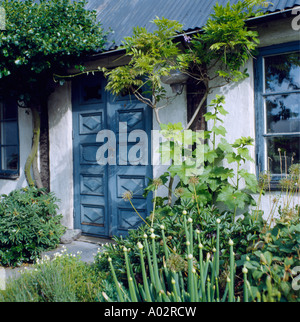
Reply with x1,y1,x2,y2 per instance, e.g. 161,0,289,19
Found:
229,239,234,246
188,217,193,223
216,219,221,224
242,267,248,274
182,210,187,215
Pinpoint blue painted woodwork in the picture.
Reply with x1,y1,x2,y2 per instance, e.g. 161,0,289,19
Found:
0,97,19,179
254,41,300,187
72,74,152,238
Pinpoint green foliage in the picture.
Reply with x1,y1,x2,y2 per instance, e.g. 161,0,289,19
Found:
102,218,263,302
94,205,264,295
0,250,105,302
104,1,266,128
104,17,183,104
180,0,264,82
0,0,107,82
0,0,108,188
0,187,65,267
240,215,300,302
149,95,259,221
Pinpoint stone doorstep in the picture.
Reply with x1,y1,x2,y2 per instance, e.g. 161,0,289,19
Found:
60,229,82,244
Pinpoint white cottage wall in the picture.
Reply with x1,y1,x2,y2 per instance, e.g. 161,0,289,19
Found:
48,81,74,229
152,85,188,199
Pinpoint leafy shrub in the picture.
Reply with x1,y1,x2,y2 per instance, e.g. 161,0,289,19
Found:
0,187,66,267
0,249,105,302
239,214,300,302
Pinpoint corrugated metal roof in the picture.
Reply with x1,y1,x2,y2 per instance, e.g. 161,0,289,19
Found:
86,0,300,50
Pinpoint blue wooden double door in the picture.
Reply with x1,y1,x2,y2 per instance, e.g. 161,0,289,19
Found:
72,74,152,238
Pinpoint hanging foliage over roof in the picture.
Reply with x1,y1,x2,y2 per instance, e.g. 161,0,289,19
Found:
85,0,300,50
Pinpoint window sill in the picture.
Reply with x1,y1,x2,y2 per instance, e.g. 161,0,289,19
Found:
0,173,20,180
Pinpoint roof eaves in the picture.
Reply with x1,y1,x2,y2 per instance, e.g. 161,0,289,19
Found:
93,5,299,58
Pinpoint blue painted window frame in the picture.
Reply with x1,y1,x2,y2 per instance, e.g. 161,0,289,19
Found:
0,97,20,179
254,41,300,189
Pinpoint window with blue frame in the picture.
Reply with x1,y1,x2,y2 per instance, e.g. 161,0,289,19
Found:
255,42,300,188
0,98,19,178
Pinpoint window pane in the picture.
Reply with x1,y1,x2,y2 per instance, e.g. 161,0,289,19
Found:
266,93,300,133
265,52,300,93
0,121,18,145
266,136,300,175
1,146,18,170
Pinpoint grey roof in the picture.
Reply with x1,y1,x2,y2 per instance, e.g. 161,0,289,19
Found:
85,0,300,50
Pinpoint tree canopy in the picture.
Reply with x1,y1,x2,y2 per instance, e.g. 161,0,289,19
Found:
0,0,107,97
0,0,108,188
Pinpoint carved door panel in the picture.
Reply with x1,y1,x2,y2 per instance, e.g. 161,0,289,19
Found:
72,74,152,238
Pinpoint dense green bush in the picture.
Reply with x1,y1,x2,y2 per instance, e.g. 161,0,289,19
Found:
0,187,65,267
239,214,300,302
0,250,105,302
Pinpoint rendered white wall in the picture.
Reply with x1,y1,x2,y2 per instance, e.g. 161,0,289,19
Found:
48,82,74,229
152,85,188,199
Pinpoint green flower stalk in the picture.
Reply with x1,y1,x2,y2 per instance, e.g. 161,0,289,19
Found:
150,233,163,292
160,225,169,261
137,242,152,302
242,266,249,302
228,239,235,302
123,247,138,302
188,217,194,256
143,233,155,285
187,253,195,301
108,257,125,302
215,219,220,277
198,238,206,301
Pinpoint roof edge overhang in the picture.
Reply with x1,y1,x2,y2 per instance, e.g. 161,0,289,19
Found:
87,6,299,62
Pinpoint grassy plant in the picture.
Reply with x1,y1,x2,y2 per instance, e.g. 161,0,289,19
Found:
103,217,253,302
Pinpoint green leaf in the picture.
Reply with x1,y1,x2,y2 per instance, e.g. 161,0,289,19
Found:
218,138,233,153
238,169,258,192
211,125,227,137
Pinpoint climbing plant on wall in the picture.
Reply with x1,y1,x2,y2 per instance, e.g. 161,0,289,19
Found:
102,0,268,202
0,0,108,188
